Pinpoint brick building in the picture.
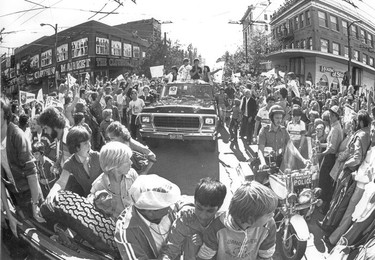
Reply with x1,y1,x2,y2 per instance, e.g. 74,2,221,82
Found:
268,0,375,91
4,20,150,95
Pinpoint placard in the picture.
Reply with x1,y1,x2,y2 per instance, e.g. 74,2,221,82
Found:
150,65,164,78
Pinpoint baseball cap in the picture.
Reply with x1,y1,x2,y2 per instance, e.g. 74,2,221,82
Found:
129,175,181,210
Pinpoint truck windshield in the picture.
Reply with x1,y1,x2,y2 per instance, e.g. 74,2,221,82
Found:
161,84,213,100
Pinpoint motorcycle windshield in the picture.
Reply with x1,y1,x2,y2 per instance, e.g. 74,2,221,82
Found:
279,136,319,173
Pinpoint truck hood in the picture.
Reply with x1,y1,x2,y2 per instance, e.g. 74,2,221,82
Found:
142,98,216,114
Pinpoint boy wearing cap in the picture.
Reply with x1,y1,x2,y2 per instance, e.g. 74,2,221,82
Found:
115,174,184,260
160,178,227,260
287,105,306,150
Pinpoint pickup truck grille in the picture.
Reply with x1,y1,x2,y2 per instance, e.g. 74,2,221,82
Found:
154,116,200,128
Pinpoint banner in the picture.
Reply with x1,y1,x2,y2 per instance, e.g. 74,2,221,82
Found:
261,68,276,78
67,73,77,87
150,65,164,78
19,91,35,105
45,96,64,110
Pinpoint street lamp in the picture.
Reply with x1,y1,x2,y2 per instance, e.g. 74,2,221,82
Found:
347,20,361,86
40,23,58,94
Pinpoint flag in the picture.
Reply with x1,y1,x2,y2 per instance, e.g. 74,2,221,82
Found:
67,73,77,87
36,88,44,109
115,74,125,82
85,72,90,81
19,91,35,105
213,61,225,83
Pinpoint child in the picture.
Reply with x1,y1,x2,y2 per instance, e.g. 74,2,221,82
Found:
99,109,113,144
161,178,227,260
32,142,57,197
197,181,278,260
128,89,145,139
228,99,243,143
287,105,306,150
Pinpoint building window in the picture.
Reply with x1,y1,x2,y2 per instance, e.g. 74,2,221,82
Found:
368,33,373,47
351,25,358,39
300,13,304,28
360,29,366,43
142,51,146,58
306,10,311,25
332,42,340,55
363,53,368,64
320,39,329,53
295,40,299,48
344,46,349,58
301,39,305,49
123,43,132,57
330,15,339,31
294,16,299,30
57,44,68,62
353,50,359,61
96,37,110,55
308,37,313,50
289,19,294,32
41,49,52,67
370,57,374,66
265,25,268,31
342,20,348,35
318,11,328,27
111,40,122,56
71,38,88,58
264,14,268,20
133,46,140,58
31,54,39,68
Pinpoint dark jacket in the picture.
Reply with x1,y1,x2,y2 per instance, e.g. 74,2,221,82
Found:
1,122,37,193
241,96,257,120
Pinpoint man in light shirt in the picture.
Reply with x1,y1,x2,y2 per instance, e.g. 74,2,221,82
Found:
178,58,192,81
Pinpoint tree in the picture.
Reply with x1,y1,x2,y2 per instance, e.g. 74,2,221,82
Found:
139,36,201,78
218,30,270,77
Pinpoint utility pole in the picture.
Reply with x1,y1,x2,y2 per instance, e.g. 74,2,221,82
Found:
40,23,58,95
347,20,361,86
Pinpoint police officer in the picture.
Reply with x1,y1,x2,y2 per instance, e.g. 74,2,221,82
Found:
258,105,309,169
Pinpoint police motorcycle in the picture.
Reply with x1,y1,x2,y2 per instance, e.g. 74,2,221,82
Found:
250,108,323,260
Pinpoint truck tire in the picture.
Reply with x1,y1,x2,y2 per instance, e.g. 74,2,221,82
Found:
42,190,117,253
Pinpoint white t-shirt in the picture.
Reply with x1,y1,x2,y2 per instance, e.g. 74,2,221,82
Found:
129,98,145,115
287,121,306,141
178,65,192,81
256,106,271,128
288,80,300,98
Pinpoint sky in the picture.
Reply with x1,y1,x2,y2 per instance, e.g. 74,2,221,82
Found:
0,0,284,67
1,0,375,67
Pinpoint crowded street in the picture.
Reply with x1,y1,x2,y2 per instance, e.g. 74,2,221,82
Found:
1,0,375,259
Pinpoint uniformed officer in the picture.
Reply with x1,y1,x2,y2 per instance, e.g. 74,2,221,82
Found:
258,105,309,169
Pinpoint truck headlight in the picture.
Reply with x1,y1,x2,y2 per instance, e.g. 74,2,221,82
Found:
141,116,151,123
204,117,215,125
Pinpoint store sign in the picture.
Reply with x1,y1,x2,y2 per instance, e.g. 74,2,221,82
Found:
320,66,345,78
95,57,131,67
60,58,91,73
34,66,55,79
